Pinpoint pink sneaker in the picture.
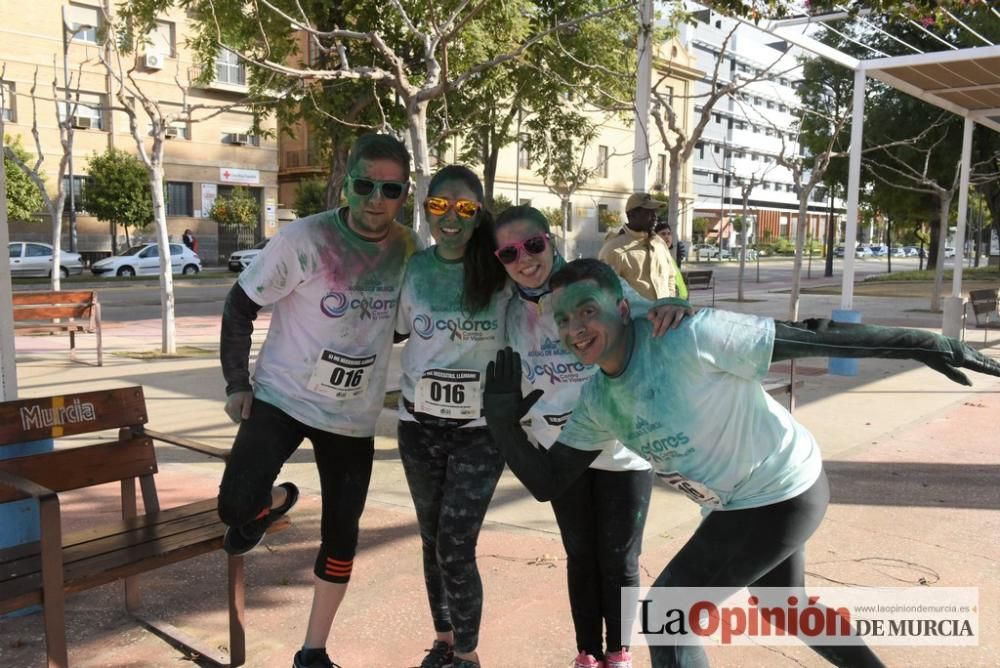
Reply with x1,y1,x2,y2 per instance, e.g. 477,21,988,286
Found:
572,652,602,668
605,648,632,668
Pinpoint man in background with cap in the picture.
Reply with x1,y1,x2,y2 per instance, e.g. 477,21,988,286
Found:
598,192,677,300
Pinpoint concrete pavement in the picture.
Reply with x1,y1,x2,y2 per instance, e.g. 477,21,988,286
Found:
1,287,998,667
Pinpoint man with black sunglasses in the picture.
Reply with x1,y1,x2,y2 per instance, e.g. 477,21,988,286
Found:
217,133,419,668
599,193,678,301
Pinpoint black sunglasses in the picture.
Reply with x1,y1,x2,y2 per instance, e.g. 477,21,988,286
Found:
351,177,407,200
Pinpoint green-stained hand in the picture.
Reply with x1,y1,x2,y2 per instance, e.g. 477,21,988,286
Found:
927,338,1000,386
484,347,544,424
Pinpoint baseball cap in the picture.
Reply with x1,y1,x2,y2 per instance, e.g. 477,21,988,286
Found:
625,192,667,213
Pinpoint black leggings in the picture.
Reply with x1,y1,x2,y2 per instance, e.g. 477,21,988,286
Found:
649,471,884,668
217,398,374,583
551,467,653,660
397,420,505,654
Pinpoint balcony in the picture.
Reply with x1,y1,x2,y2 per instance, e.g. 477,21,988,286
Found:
280,148,324,175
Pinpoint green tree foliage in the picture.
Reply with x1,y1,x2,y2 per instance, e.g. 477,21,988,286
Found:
84,148,154,240
293,179,328,218
487,193,513,216
524,110,600,226
3,135,45,222
210,187,259,227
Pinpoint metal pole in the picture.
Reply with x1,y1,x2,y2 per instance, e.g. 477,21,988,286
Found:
950,117,974,300
0,126,19,400
632,0,653,192
840,68,866,311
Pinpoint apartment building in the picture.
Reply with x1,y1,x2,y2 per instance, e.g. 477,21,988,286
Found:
1,1,279,265
277,38,703,260
680,6,842,250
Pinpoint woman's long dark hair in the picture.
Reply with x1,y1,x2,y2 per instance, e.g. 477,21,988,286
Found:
425,165,506,314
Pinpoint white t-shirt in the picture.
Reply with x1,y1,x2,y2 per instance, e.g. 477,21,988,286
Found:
396,247,513,428
505,277,651,472
560,311,822,510
239,208,419,437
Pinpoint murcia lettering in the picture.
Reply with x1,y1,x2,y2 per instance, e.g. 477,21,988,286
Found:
20,399,97,431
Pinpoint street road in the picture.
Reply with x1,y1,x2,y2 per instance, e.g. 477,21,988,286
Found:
33,255,971,322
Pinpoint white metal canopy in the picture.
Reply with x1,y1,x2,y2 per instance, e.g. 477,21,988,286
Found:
736,8,999,334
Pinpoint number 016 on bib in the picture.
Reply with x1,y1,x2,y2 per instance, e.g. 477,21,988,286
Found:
307,350,376,400
414,369,481,419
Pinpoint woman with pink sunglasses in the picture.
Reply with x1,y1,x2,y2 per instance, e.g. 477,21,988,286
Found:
492,205,689,668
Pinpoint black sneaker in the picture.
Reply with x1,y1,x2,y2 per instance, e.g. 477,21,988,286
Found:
451,658,479,668
224,482,299,556
293,648,340,668
419,640,454,668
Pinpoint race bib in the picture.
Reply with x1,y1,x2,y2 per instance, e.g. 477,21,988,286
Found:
414,369,481,419
657,471,723,507
306,350,375,400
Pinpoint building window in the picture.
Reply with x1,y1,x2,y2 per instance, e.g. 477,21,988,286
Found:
62,176,90,212
166,182,193,217
58,91,106,130
655,154,667,186
779,104,787,112
519,199,531,207
750,153,758,161
597,145,609,178
662,85,674,107
518,144,530,169
597,203,609,233
67,3,101,43
221,131,260,146
149,120,190,139
714,113,721,124
754,97,762,106
0,81,14,122
713,145,720,154
696,142,704,159
147,21,176,58
767,100,775,109
215,49,246,86
712,174,720,184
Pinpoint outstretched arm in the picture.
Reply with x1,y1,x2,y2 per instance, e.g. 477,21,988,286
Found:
484,348,598,501
772,319,1000,385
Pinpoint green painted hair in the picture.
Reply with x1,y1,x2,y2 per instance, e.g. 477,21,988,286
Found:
549,258,624,301
494,204,551,235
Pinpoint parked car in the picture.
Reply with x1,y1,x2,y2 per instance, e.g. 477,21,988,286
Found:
903,246,919,257
729,245,758,261
228,239,269,272
833,245,846,258
90,243,201,277
869,245,888,257
692,243,720,259
944,246,956,258
8,241,83,278
855,244,873,258
890,246,907,257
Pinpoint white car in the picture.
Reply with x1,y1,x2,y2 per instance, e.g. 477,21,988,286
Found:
944,246,956,258
8,241,84,278
91,243,201,278
228,239,269,272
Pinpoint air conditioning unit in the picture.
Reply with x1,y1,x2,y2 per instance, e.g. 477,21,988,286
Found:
71,115,92,130
164,126,179,139
229,133,250,145
144,52,165,70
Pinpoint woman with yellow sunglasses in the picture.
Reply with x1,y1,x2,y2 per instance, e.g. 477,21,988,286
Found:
395,165,511,668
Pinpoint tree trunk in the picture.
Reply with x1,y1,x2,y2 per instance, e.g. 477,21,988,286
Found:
483,138,501,208
149,163,176,354
561,197,572,258
824,189,835,278
666,151,683,233
927,210,940,269
49,202,62,292
111,221,118,255
325,143,349,210
407,101,431,242
788,195,810,321
737,195,750,302
930,193,951,312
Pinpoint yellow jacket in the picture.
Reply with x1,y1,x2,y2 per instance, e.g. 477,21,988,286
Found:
598,227,677,300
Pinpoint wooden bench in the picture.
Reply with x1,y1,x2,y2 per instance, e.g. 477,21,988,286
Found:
12,291,103,366
0,387,288,667
963,288,999,343
681,270,715,306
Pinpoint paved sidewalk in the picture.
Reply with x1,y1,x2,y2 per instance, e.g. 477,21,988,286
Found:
2,289,998,667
